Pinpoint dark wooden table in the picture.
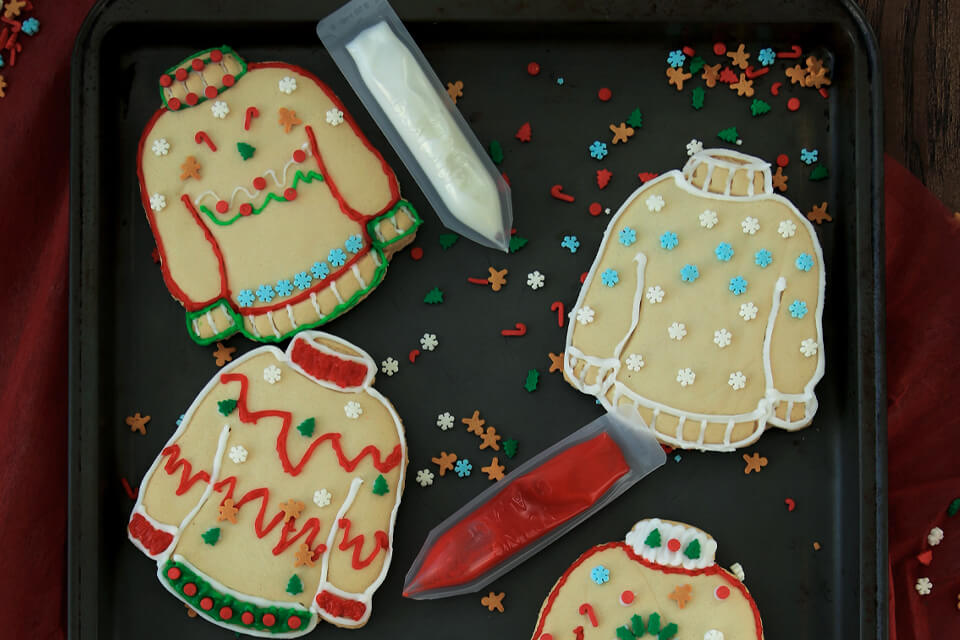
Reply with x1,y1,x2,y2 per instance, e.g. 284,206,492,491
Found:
860,0,960,210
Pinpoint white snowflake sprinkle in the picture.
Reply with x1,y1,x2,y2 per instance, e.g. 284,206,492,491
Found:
646,286,665,304
668,322,687,341
927,526,944,546
645,194,666,212
313,488,332,508
915,577,932,595
626,353,645,372
344,401,362,419
151,138,170,156
703,631,725,640
713,328,732,348
778,220,797,238
228,445,248,464
278,76,298,94
210,100,230,119
576,306,595,325
526,270,546,290
325,108,344,126
263,365,282,384
420,333,439,351
699,209,718,229
729,562,745,581
436,412,455,431
676,368,696,387
800,338,819,358
728,371,747,390
686,138,704,156
741,216,760,235
416,469,435,487
739,302,759,321
149,193,166,212
381,357,399,376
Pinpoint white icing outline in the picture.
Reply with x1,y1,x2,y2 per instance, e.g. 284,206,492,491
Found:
564,149,826,451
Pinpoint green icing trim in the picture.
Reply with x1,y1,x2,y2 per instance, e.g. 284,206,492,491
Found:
162,559,311,633
372,474,389,496
217,399,237,416
296,418,315,437
644,528,662,548
201,527,220,545
367,199,422,251
198,170,325,226
185,300,241,346
158,46,249,110
286,574,303,596
683,539,701,560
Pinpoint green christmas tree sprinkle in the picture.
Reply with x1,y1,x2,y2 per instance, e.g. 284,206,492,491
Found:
439,233,459,250
683,538,701,560
644,528,662,548
424,287,444,304
809,165,829,181
503,439,519,459
524,369,540,392
286,574,303,595
689,56,706,73
489,140,504,164
750,98,771,116
296,417,315,437
201,527,220,546
948,497,960,516
626,108,643,129
509,236,528,253
217,399,237,416
236,142,256,161
717,126,739,144
372,474,389,496
691,86,705,110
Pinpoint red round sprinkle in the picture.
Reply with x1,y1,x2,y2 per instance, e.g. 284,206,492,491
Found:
239,203,253,216
262,613,276,627
787,97,800,111
241,611,254,625
580,272,588,284
175,68,188,81
682,46,695,56
292,149,306,163
253,177,267,190
410,247,424,261
215,200,229,214
715,585,731,600
166,567,181,580
619,589,635,605
223,74,236,87
597,87,612,102
204,86,218,99
159,74,173,87
713,42,727,55
284,188,297,201
167,97,181,111
185,92,199,106
527,62,541,76
191,58,205,71
210,49,223,63
219,606,233,620
200,597,214,611
667,538,682,552
776,154,790,167
588,202,603,216
183,583,197,597
288,616,302,630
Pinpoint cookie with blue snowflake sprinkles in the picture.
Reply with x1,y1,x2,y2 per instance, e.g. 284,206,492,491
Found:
138,46,422,345
531,518,764,640
564,149,825,451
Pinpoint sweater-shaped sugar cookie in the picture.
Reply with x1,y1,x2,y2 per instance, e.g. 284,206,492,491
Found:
128,331,406,636
565,149,825,451
138,47,421,345
531,518,764,640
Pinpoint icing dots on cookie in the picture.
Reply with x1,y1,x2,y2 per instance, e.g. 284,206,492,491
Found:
263,365,282,384
646,194,666,212
326,107,344,126
344,401,363,419
728,371,747,390
278,76,297,94
151,138,170,156
699,209,718,229
210,100,230,119
676,368,695,387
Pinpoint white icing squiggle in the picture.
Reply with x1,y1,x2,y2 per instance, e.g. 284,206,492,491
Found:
194,142,312,208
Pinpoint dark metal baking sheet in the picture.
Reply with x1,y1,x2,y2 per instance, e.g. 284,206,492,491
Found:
69,1,886,638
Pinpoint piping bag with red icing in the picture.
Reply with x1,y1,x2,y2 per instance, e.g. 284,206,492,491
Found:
402,411,666,599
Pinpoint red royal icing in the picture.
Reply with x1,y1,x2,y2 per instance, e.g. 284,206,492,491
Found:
288,339,368,389
219,483,322,556
337,518,390,570
160,444,211,495
128,513,174,555
315,590,367,621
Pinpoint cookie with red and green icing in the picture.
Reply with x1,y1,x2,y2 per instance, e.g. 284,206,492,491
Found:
138,46,421,345
128,331,406,635
531,518,764,640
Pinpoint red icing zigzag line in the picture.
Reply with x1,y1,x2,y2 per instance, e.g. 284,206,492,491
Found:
337,518,390,570
161,444,211,495
220,372,403,475
228,486,325,555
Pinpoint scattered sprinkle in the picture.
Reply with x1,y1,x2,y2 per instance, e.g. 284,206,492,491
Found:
439,233,459,249
743,452,768,474
481,591,506,613
524,369,540,392
381,357,399,376
454,459,473,478
424,287,444,304
416,469,435,487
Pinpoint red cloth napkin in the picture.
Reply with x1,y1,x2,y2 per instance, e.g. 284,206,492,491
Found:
0,2,957,638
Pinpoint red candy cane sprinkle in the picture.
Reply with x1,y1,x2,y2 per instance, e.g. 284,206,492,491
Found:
819,87,829,99
778,45,803,59
785,498,796,511
467,277,489,285
409,350,420,363
501,323,527,337
745,65,770,79
682,46,695,56
194,131,217,151
578,603,598,627
550,301,565,327
244,106,260,131
770,81,783,96
550,184,575,202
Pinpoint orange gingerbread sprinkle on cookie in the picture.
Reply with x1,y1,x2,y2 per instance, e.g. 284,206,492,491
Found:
668,584,693,609
294,543,316,568
279,499,305,522
278,108,302,133
180,155,201,181
217,498,239,524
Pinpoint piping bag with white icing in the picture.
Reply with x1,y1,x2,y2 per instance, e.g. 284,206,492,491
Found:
317,0,513,252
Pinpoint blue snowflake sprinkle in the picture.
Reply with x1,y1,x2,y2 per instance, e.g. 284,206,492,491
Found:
601,269,620,287
556,77,565,86
715,242,734,262
345,234,363,254
328,248,347,267
758,48,776,66
176,414,185,426
795,253,814,272
789,299,808,319
674,453,683,462
310,261,329,280
275,279,294,297
619,227,637,247
237,289,255,307
681,264,700,283
755,249,773,268
294,271,312,290
256,284,276,303
660,231,679,250
729,276,748,295
0,53,4,68
590,565,610,585
589,140,608,160
454,459,472,478
22,18,40,36
800,148,819,165
667,50,686,68
561,235,580,253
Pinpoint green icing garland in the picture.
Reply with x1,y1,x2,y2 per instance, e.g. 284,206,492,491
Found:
162,559,311,633
198,170,325,226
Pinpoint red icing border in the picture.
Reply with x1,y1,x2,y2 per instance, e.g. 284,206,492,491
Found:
128,513,174,556
531,542,764,640
289,337,369,388
315,590,367,622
